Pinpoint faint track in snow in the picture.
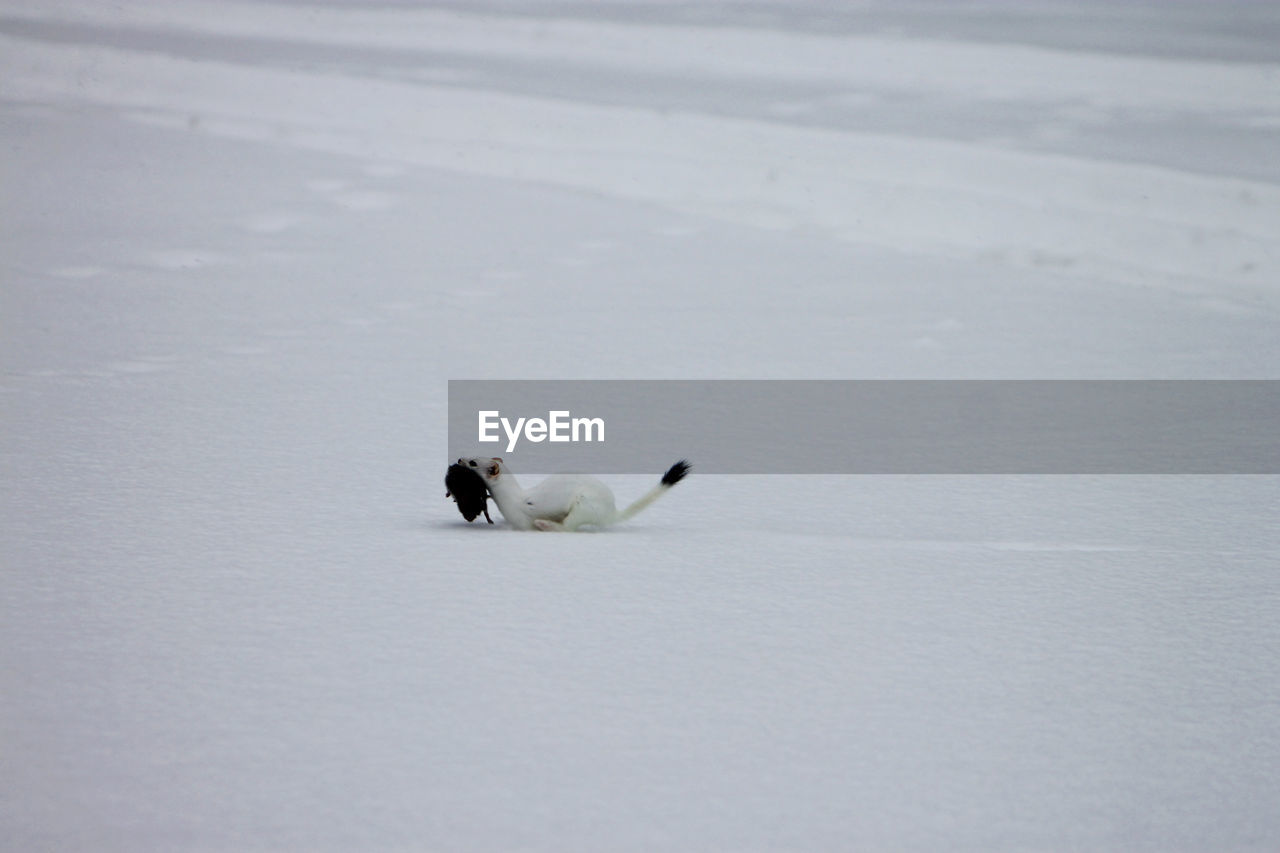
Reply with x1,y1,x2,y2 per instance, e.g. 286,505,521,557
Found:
4,1,1277,114
4,30,1276,304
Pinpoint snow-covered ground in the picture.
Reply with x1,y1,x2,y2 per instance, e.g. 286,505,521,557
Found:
2,1,1278,849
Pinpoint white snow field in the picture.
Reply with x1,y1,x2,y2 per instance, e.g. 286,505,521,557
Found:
3,0,1279,849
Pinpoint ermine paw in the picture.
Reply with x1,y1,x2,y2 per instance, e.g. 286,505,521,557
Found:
533,519,562,532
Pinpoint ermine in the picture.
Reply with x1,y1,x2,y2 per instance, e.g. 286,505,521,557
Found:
454,457,689,531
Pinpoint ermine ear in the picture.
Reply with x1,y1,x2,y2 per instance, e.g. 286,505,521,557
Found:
493,457,503,462
487,463,500,478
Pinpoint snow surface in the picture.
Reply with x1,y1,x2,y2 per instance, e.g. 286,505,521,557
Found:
2,1,1279,850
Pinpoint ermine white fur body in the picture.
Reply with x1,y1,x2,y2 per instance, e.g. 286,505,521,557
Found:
456,457,689,532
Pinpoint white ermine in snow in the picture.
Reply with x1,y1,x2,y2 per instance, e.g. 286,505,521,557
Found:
454,457,689,531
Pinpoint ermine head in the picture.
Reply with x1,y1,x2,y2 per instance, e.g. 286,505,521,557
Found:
457,456,504,484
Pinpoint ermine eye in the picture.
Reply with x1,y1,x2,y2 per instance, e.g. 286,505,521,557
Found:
469,460,477,466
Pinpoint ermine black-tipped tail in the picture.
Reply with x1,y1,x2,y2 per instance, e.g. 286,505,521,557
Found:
613,460,691,524
662,459,691,487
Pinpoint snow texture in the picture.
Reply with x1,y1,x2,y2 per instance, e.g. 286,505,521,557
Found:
2,1,1279,850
